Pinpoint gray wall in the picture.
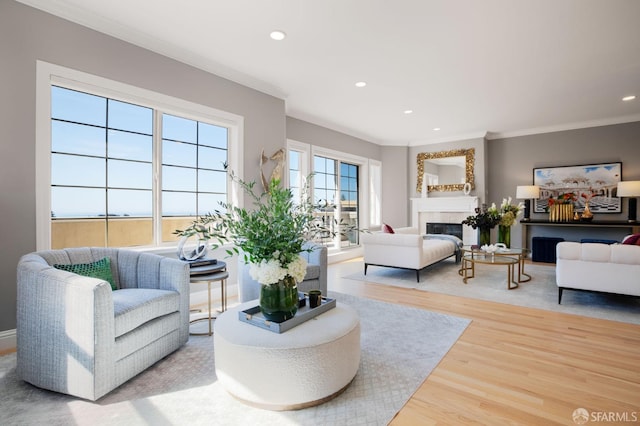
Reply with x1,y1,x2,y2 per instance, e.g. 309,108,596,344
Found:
0,2,291,332
488,122,640,247
286,117,382,159
380,146,409,228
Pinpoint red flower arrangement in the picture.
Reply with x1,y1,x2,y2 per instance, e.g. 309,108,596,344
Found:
547,193,576,207
581,190,595,203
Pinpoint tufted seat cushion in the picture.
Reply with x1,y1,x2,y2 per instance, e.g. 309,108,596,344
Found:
113,288,180,338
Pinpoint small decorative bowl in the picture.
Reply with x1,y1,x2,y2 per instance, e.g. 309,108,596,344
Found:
481,244,499,254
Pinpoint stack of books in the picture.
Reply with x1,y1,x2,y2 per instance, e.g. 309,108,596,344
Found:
185,258,217,268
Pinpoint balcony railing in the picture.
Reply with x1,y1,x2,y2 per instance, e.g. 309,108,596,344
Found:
51,217,195,249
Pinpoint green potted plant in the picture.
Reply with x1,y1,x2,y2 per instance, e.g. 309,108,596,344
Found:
462,203,501,246
497,197,524,248
176,172,350,323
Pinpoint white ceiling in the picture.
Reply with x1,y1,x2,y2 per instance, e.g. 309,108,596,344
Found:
20,0,640,146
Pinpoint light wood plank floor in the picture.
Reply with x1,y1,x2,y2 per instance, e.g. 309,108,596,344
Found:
329,258,640,425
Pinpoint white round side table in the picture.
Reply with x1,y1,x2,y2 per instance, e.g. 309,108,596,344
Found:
214,301,360,410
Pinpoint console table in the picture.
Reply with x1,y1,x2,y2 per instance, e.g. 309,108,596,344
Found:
520,220,640,249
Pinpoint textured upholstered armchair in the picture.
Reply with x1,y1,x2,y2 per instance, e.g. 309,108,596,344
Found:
237,241,328,302
17,248,190,401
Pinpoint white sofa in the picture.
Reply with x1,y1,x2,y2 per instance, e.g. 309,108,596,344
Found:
556,240,640,304
361,227,461,282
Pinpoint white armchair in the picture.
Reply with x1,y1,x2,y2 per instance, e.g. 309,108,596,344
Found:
17,248,190,401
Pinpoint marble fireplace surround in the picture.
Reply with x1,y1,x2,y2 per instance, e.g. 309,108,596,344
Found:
410,196,479,245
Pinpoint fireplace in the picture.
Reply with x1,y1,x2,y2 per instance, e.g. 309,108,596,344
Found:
426,222,463,240
411,196,479,245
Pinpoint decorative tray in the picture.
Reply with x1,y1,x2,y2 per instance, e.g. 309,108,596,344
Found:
238,295,336,333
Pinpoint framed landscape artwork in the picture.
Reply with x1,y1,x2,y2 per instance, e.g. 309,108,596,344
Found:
533,162,622,213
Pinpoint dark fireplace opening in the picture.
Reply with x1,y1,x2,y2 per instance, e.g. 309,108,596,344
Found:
426,222,463,240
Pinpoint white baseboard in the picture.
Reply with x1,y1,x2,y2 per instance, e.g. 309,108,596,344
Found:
328,247,363,264
0,329,16,353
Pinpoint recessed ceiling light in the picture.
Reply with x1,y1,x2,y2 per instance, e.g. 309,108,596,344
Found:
355,81,367,88
403,110,413,114
622,95,636,101
433,127,441,131
269,30,287,41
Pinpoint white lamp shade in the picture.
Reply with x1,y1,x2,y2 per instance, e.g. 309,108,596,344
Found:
516,185,540,199
617,181,640,197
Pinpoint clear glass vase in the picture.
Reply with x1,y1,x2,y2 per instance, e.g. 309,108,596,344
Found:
259,275,298,323
498,225,511,248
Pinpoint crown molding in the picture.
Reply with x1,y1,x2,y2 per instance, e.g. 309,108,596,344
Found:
487,114,640,140
406,131,488,147
16,0,287,100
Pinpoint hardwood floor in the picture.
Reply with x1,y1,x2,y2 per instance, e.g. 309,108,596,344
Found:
329,258,640,425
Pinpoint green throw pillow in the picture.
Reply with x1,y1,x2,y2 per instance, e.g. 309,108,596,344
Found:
54,257,116,290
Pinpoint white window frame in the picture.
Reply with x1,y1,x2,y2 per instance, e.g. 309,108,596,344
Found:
312,147,369,250
36,61,244,250
285,142,372,251
286,139,310,195
369,159,382,228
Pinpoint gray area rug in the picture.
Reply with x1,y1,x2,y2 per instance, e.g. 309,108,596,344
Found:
0,292,469,426
347,259,640,325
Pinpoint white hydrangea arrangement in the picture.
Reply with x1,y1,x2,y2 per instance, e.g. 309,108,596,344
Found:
249,255,307,285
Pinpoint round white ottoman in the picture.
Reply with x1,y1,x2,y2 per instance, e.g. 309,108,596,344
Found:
214,301,360,411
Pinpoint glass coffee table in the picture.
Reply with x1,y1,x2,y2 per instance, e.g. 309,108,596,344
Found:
460,246,532,283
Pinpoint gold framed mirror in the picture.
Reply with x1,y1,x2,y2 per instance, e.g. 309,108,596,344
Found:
416,148,475,193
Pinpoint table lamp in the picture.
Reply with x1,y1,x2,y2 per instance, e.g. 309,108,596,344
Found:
516,185,540,221
617,181,640,223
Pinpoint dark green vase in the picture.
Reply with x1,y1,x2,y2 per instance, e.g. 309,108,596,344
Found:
498,225,511,248
478,227,491,246
260,275,298,323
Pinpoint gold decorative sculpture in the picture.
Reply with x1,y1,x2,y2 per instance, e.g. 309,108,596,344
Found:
260,148,286,192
